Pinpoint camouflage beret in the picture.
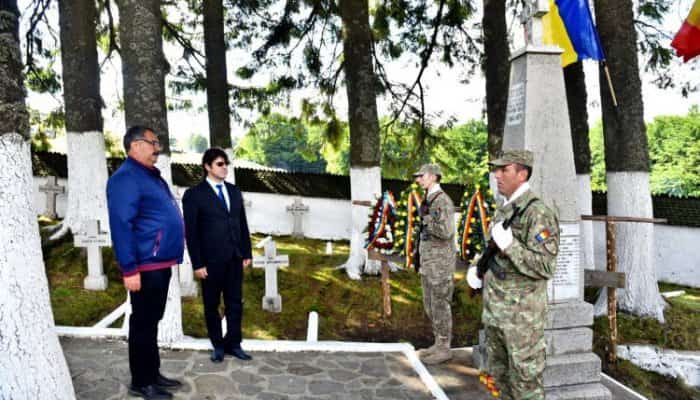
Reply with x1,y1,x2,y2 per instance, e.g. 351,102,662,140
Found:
489,149,534,168
413,163,442,177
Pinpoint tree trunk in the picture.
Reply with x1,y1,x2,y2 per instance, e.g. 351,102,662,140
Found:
116,0,183,341
593,0,665,322
338,0,382,279
117,0,170,154
0,2,75,398
204,0,231,150
203,0,235,186
564,61,595,270
55,0,110,242
482,0,509,159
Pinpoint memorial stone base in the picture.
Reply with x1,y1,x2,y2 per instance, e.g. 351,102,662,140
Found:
83,274,108,291
473,302,612,400
262,295,282,313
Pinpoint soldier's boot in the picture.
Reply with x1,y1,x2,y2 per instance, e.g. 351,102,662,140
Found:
421,336,452,365
419,341,440,358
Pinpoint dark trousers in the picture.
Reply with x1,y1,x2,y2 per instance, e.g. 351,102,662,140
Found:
202,257,243,350
128,268,171,387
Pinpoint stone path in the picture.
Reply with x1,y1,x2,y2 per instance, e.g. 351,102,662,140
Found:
421,348,493,400
61,337,436,399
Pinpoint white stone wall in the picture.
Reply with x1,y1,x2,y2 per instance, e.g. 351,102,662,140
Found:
242,192,353,241
593,221,700,288
33,176,700,287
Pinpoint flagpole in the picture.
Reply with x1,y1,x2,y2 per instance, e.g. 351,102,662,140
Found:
601,60,618,108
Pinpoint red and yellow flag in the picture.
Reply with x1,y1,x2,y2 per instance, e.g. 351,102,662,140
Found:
672,0,700,62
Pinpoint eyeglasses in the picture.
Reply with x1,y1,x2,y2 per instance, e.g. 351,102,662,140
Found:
136,138,161,147
215,161,229,167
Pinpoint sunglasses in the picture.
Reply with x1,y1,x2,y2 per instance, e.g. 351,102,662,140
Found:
215,161,229,167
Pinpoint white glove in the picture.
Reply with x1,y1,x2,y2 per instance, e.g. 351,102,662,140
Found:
491,221,513,250
466,266,482,289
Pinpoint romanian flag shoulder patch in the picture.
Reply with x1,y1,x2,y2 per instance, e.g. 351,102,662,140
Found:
535,229,552,243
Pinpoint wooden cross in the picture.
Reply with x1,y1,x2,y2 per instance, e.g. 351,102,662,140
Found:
582,215,666,364
252,237,289,312
367,251,395,318
39,176,65,219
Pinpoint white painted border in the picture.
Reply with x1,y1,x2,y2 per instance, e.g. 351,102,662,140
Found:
600,373,648,400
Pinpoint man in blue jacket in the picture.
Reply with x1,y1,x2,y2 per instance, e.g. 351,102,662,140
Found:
107,126,184,400
183,148,253,363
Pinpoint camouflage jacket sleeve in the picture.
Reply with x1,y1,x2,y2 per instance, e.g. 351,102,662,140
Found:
502,202,559,280
423,193,455,240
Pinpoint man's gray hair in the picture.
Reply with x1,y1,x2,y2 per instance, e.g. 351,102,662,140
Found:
123,126,154,152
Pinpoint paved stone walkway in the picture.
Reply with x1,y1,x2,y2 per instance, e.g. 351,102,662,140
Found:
62,337,437,399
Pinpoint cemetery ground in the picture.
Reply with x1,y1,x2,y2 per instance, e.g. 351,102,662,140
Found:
40,220,700,400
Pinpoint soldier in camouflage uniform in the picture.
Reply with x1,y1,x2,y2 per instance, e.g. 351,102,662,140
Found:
413,164,456,365
479,150,560,400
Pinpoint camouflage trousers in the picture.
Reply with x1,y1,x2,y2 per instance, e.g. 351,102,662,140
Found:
421,275,453,342
485,324,545,400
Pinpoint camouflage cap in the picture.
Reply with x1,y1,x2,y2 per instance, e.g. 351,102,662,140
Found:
489,149,534,168
413,163,442,177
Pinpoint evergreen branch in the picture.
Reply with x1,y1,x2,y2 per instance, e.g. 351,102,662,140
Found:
384,0,447,128
24,0,52,67
103,0,121,61
161,17,206,70
633,18,672,40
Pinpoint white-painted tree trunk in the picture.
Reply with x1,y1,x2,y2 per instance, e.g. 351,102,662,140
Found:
339,166,382,279
178,241,198,297
0,134,75,399
577,174,596,270
49,131,109,240
224,147,236,184
154,154,184,344
594,172,666,322
170,186,198,298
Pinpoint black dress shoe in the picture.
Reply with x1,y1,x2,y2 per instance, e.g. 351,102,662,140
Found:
128,384,173,399
155,373,182,389
211,347,225,363
226,347,252,361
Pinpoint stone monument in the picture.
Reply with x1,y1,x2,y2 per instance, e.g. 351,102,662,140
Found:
474,1,612,399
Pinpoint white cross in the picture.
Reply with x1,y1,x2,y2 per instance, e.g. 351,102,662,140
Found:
521,0,549,46
74,220,111,290
39,176,65,219
286,197,309,238
252,236,289,312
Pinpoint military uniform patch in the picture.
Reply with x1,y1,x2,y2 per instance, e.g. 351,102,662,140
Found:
535,229,551,243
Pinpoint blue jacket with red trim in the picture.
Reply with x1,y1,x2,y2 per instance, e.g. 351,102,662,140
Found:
106,157,184,276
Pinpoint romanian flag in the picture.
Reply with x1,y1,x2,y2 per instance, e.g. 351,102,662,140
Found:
542,0,605,67
671,0,700,62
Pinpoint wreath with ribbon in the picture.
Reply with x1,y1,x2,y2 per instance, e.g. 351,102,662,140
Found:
457,187,493,262
365,191,398,254
393,184,423,270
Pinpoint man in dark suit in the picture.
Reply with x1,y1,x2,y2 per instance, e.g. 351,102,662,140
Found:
182,148,253,363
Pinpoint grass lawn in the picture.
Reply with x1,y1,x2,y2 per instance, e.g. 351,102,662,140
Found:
42,225,699,399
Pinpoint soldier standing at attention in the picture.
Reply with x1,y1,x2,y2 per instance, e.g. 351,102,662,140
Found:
413,163,456,365
478,150,560,400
